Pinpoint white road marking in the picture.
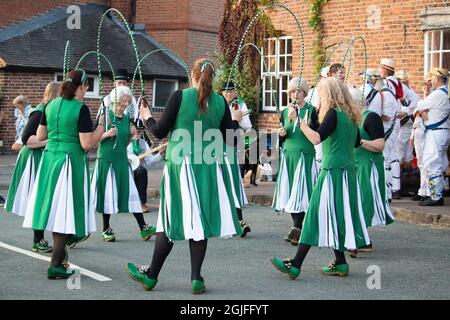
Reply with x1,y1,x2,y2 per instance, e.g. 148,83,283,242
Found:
0,241,112,282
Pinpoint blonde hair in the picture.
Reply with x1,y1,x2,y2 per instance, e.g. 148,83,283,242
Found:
42,81,60,104
317,77,361,125
109,86,132,109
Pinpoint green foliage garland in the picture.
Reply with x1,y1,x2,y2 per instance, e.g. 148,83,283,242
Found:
308,0,329,77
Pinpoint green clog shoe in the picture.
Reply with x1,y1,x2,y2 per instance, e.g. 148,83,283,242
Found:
270,257,301,279
140,225,157,241
127,263,157,291
67,234,90,249
192,279,206,295
321,262,349,277
47,266,75,280
32,239,53,253
102,228,116,242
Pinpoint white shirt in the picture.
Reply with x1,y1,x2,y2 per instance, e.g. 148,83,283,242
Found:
380,79,402,132
127,138,163,170
360,83,383,116
306,87,320,108
230,99,252,132
416,85,450,129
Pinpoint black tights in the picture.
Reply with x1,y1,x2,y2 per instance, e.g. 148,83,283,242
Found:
236,208,243,221
291,243,347,269
102,213,146,231
33,230,45,243
291,212,305,229
50,233,71,267
147,232,207,281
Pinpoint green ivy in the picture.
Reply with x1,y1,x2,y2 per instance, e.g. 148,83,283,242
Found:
308,0,329,77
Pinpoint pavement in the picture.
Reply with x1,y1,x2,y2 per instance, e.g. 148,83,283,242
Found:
1,204,450,300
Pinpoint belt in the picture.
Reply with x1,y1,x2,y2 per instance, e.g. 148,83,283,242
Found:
430,128,449,131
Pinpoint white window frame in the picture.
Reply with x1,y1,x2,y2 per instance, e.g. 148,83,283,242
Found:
54,73,100,99
261,36,293,112
424,29,450,75
152,79,179,112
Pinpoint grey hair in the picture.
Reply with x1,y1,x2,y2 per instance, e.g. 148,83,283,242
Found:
348,86,366,111
288,77,309,96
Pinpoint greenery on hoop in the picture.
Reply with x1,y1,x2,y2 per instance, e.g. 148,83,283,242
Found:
308,0,330,77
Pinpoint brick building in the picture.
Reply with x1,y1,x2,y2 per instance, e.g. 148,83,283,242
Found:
0,0,225,154
257,0,450,129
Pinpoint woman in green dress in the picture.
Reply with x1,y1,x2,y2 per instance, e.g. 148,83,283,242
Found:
91,86,156,243
23,70,105,279
271,77,370,279
350,87,394,257
6,81,59,252
273,77,318,245
127,58,243,294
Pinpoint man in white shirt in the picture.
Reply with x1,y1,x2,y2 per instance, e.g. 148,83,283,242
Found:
416,67,450,206
411,74,433,202
359,69,383,116
396,71,420,168
127,122,165,212
101,68,139,121
378,58,402,201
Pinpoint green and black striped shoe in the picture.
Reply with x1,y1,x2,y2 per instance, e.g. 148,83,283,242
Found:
140,225,157,241
321,262,349,277
102,228,116,242
47,265,75,280
127,263,158,291
32,239,53,253
67,234,90,249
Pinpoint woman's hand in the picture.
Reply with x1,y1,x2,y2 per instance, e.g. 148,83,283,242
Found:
279,127,287,137
139,98,152,121
231,109,243,122
381,115,391,122
104,127,117,138
288,107,297,122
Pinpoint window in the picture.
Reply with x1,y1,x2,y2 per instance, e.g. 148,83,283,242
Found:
55,73,100,98
152,79,179,112
261,36,293,112
424,29,450,74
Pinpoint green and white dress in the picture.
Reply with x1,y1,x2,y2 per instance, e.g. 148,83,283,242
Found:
300,109,370,251
273,103,318,213
23,98,96,237
354,110,394,227
6,104,45,216
223,146,248,209
156,88,242,241
91,110,142,214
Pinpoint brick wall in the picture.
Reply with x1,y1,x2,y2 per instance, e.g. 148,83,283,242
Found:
0,0,110,28
0,70,185,154
256,0,450,129
135,0,223,67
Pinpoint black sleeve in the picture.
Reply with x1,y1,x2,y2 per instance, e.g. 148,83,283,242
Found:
309,107,319,131
363,112,385,140
145,90,182,139
355,129,361,148
40,108,47,126
78,105,94,133
278,109,287,146
317,109,337,142
22,111,42,145
220,96,240,146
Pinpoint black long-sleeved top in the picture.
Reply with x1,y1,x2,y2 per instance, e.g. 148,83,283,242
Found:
363,112,385,140
145,90,239,141
22,110,42,146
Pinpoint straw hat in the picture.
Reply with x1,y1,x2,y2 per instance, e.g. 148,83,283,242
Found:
379,58,396,72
